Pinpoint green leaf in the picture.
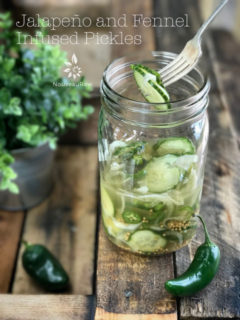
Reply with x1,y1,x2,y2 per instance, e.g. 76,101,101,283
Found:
0,88,10,107
3,58,15,72
17,124,39,143
0,150,19,194
8,182,19,194
6,97,22,116
83,105,94,115
0,152,14,166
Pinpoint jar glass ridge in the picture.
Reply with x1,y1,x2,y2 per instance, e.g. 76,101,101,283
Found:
98,52,210,255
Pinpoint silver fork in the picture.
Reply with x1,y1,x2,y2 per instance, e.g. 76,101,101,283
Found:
159,0,229,87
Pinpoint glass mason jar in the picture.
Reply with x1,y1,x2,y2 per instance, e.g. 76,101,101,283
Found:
98,52,210,255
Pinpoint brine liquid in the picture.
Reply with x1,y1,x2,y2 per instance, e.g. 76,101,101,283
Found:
100,139,203,254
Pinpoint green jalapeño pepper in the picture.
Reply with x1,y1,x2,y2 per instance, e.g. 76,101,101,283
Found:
22,241,69,291
165,216,220,297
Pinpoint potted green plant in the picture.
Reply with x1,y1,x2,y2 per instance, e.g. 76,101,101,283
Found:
0,13,93,210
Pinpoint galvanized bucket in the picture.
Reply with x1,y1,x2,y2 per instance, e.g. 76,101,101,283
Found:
0,143,54,211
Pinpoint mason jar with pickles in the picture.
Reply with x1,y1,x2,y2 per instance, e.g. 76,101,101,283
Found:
98,52,210,255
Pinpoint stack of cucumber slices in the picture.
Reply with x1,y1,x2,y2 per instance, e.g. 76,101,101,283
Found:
101,136,199,254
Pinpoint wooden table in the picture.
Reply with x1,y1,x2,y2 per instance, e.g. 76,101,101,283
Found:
0,1,240,319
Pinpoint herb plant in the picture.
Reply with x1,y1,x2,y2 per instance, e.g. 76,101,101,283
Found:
0,12,94,193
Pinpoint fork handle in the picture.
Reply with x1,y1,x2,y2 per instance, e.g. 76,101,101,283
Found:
194,0,229,41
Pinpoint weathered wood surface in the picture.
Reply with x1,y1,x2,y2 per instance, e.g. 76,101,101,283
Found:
208,30,240,139
177,32,240,320
154,0,240,318
0,295,93,320
12,146,98,295
0,210,24,293
95,223,177,320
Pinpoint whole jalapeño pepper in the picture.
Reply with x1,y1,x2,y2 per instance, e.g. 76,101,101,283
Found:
165,216,220,297
22,241,69,291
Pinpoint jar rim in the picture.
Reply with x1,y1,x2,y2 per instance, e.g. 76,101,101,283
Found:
102,51,210,115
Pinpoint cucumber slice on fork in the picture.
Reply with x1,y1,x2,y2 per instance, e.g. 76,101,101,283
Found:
131,64,171,110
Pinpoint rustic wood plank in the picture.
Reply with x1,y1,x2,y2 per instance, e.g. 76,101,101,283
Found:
95,223,177,319
175,32,240,320
207,30,240,140
12,146,98,294
95,307,176,320
177,90,240,319
0,294,93,320
175,34,240,320
111,0,155,58
0,210,24,293
154,1,240,318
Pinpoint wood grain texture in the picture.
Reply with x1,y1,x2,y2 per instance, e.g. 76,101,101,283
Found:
0,294,93,320
0,210,24,293
110,0,155,58
154,1,240,318
207,30,240,140
95,307,176,320
95,223,177,319
12,146,98,295
177,90,240,319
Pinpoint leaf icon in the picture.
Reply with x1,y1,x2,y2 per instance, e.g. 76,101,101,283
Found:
72,54,78,65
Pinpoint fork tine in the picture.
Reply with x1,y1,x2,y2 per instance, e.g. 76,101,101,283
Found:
161,55,187,79
160,54,184,77
163,62,196,87
160,55,185,78
163,54,199,86
162,59,189,83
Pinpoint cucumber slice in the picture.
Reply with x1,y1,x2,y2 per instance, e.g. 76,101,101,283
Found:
154,137,195,156
132,64,162,84
141,155,180,193
128,230,167,252
174,154,198,171
171,168,199,206
101,185,114,217
131,64,170,110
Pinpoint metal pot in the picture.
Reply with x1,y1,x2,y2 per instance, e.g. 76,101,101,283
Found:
0,143,54,211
